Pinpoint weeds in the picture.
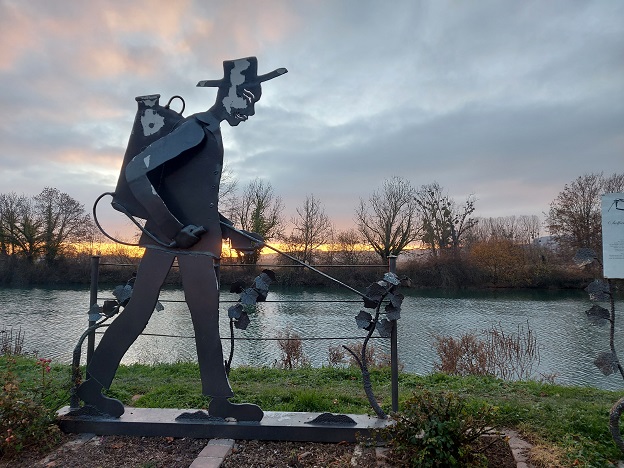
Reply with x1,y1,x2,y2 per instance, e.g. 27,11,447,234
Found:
0,328,24,356
376,388,499,467
485,322,540,381
328,342,402,371
275,328,309,369
434,321,540,381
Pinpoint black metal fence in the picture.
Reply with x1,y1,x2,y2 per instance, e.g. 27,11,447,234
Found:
85,255,401,411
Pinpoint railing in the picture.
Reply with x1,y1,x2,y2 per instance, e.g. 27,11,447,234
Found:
83,255,401,412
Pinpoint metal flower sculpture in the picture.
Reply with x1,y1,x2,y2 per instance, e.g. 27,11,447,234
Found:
345,271,405,419
574,248,624,452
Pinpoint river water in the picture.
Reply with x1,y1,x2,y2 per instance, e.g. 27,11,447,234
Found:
1,286,623,391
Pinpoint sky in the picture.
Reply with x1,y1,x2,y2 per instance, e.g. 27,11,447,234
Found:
0,0,622,240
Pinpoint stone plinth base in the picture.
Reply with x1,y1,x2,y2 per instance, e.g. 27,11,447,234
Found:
57,406,390,443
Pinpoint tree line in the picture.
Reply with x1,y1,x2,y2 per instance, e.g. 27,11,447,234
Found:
0,188,92,264
223,172,623,264
0,172,622,286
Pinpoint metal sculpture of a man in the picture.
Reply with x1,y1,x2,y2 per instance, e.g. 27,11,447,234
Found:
78,57,287,421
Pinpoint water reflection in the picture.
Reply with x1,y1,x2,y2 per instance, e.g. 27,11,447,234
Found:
0,286,622,391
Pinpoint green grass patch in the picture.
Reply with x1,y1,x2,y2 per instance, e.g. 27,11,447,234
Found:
3,356,624,466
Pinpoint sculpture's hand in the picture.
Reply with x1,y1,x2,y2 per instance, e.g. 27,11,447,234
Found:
174,225,206,249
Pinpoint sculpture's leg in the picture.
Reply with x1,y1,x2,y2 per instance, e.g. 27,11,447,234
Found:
77,249,174,417
178,254,263,421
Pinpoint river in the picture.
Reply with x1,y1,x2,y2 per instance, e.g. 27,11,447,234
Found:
1,285,623,391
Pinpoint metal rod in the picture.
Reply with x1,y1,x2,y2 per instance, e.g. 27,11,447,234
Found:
221,221,370,301
94,332,385,340
388,254,399,413
86,255,100,377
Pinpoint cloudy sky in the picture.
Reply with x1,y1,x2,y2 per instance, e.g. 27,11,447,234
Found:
0,0,622,239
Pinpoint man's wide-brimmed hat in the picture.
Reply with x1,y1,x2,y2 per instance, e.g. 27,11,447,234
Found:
197,57,287,88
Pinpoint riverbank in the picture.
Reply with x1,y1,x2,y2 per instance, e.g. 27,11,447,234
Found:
1,356,623,465
0,251,609,291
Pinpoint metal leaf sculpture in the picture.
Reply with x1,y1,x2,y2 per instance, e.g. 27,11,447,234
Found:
364,282,386,307
595,352,619,376
112,285,133,306
377,318,393,338
228,303,244,320
355,310,374,330
573,248,598,267
225,270,276,372
88,304,102,322
586,279,611,302
385,302,401,321
574,247,624,453
240,288,260,306
586,304,610,324
226,303,250,330
234,312,250,330
389,292,404,309
253,270,275,302
345,274,409,419
383,272,401,286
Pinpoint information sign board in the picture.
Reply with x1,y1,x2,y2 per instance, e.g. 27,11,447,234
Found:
602,193,624,279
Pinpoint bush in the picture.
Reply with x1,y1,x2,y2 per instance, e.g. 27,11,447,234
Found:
434,321,540,381
0,356,60,459
275,328,309,369
377,388,498,467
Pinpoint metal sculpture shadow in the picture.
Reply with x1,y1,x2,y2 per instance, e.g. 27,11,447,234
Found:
77,57,287,421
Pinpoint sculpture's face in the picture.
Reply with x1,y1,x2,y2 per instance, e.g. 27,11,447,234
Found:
221,85,262,127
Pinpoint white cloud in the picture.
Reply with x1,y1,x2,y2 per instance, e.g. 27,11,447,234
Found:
0,0,622,235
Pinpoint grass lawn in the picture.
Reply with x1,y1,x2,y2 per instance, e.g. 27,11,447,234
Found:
2,356,624,466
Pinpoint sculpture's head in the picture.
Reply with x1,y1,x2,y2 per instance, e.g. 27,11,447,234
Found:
198,57,287,126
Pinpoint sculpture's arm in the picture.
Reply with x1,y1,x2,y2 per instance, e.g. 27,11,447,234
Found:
125,119,206,244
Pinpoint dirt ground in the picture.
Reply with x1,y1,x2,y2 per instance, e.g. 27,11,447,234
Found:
1,432,517,467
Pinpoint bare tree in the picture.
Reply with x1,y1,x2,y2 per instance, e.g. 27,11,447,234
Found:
0,193,41,262
218,163,238,222
355,177,421,262
231,178,284,263
0,188,91,263
517,215,541,245
283,194,333,264
415,182,477,257
546,173,624,256
0,192,24,256
34,187,92,263
469,215,540,245
334,229,370,265
603,173,624,194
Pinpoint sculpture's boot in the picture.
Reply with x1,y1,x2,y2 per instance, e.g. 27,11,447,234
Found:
76,378,125,418
208,397,264,421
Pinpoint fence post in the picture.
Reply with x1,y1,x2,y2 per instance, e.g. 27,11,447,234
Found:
388,254,399,412
86,255,100,375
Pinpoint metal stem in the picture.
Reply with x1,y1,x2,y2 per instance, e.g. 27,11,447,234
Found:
388,255,399,413
86,255,100,378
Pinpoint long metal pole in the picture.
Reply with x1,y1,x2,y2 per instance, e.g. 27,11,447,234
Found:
388,255,399,412
86,255,100,376
221,221,370,301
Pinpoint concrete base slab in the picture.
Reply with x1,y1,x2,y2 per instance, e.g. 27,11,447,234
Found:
57,406,390,443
